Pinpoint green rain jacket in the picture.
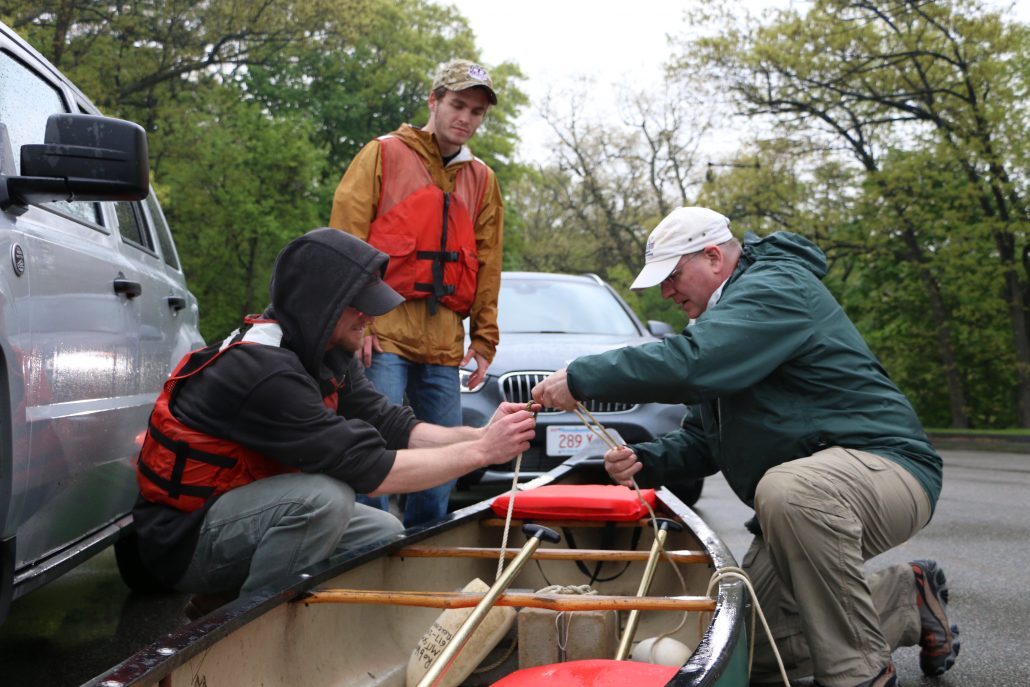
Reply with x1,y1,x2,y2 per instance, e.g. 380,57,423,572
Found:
567,232,942,511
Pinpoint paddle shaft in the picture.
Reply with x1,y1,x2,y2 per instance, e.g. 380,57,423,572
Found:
415,529,549,687
616,526,671,660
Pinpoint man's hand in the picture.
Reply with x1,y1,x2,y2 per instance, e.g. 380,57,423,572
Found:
604,446,643,486
487,401,541,426
361,331,383,368
461,346,489,389
531,368,578,411
479,406,537,465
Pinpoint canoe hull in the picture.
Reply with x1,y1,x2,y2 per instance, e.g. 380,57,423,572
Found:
84,461,748,687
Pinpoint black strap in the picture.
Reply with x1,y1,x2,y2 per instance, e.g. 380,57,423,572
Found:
426,192,451,316
414,282,455,295
147,421,238,469
137,459,216,499
562,522,641,584
416,250,460,262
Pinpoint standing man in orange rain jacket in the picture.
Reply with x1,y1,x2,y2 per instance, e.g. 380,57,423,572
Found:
329,59,504,527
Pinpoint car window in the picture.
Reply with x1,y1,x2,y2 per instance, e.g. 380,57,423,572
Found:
143,191,181,269
0,49,101,225
499,279,640,336
113,199,154,251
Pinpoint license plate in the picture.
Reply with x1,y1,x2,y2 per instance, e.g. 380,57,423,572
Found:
546,425,598,456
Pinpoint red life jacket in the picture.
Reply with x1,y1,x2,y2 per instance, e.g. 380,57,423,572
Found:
366,135,489,316
136,320,343,512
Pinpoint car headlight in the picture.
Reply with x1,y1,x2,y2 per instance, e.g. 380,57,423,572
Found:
459,368,486,393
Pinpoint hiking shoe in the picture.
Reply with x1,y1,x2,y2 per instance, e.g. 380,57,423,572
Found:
183,592,236,621
911,559,960,676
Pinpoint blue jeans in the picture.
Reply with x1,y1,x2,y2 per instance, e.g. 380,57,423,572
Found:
359,352,462,528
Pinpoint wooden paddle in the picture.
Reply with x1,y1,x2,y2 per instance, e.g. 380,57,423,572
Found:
615,517,684,660
415,523,560,687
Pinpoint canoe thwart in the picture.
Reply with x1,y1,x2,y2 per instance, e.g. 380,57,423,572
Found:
302,589,717,613
393,545,711,565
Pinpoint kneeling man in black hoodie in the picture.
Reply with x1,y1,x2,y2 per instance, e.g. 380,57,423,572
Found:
132,228,536,618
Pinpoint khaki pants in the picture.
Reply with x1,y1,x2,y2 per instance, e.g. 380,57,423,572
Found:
745,447,932,687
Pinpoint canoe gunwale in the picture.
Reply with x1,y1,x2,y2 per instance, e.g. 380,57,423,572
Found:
82,458,747,687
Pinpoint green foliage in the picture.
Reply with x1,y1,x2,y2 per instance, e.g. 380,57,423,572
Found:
676,0,1030,427
5,0,528,344
161,85,327,342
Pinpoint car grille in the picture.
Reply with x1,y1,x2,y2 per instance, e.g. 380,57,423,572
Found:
498,371,636,414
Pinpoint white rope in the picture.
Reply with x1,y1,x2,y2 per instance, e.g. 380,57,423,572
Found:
536,585,598,656
496,401,788,682
572,404,789,684
496,452,523,581
706,566,790,686
495,402,538,581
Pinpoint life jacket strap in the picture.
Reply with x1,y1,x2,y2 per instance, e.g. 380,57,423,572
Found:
147,421,239,469
137,459,217,500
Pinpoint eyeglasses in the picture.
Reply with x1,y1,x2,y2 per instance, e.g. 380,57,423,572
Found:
662,251,704,285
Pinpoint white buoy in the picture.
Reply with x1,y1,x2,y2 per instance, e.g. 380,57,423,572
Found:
630,636,692,666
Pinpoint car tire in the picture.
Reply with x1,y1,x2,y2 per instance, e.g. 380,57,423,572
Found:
114,532,173,593
667,478,704,507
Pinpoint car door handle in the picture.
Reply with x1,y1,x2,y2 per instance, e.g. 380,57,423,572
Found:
165,296,187,311
113,278,142,299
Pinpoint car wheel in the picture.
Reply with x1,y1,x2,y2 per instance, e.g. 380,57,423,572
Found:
667,478,704,507
114,532,173,593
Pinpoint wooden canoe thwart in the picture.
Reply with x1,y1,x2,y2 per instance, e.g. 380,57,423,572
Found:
83,461,751,687
391,545,712,565
303,589,718,613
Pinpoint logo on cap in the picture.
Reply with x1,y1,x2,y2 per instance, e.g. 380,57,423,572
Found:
645,235,656,259
467,65,488,82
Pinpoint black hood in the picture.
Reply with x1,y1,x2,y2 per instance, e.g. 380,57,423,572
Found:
267,228,391,376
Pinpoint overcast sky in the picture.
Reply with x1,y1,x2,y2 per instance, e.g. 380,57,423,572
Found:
446,0,1026,165
446,0,766,163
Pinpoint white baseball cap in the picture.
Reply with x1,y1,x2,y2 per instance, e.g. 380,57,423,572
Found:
629,207,733,290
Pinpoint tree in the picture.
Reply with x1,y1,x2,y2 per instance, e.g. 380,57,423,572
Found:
159,85,326,342
240,0,529,218
681,0,1030,427
5,0,528,343
507,78,713,282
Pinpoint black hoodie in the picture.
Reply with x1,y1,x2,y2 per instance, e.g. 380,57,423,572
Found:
133,228,418,586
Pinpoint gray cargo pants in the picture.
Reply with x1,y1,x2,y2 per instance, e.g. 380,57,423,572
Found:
746,447,932,687
176,472,404,597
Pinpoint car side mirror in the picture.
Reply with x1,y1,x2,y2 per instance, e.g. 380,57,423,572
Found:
647,320,676,338
1,113,148,214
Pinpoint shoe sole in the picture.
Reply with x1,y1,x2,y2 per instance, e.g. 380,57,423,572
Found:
914,560,960,676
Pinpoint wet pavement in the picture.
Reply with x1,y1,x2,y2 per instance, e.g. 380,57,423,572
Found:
0,549,189,686
1,449,1028,686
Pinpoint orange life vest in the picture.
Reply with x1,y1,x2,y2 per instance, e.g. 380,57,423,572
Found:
136,320,342,512
366,135,488,316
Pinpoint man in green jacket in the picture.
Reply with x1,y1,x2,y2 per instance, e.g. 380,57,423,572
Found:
532,207,958,687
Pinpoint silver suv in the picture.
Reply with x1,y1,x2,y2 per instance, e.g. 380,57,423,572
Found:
0,22,204,622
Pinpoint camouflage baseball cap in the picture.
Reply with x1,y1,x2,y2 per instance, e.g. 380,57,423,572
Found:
432,59,497,105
